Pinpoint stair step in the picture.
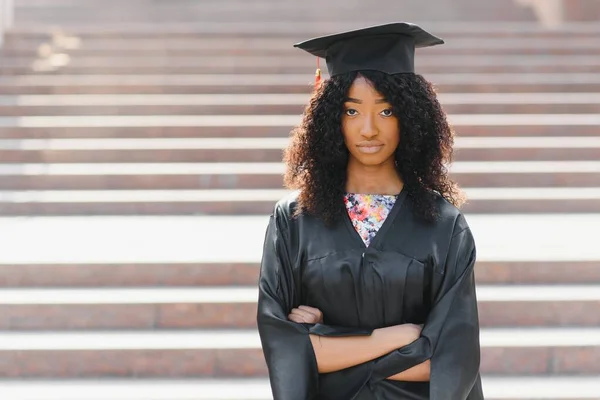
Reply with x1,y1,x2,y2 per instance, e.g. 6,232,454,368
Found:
2,147,599,163
2,55,600,74
7,21,600,37
0,93,599,115
1,187,599,200
1,74,599,95
1,171,597,190
10,1,534,18
16,83,600,95
0,262,262,287
0,114,598,128
2,328,600,349
5,36,600,48
0,137,598,163
9,285,595,304
0,328,598,376
2,73,598,86
1,376,599,400
3,161,600,173
13,10,481,22
0,188,599,214
1,261,599,288
9,136,600,149
5,37,600,57
0,214,597,264
3,67,599,75
2,55,599,66
0,286,598,330
1,125,598,138
3,93,600,106
4,48,600,58
0,379,272,400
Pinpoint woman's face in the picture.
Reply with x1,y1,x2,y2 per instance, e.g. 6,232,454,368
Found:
341,75,400,167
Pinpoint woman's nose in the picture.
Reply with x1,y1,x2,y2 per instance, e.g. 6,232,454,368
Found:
360,115,377,138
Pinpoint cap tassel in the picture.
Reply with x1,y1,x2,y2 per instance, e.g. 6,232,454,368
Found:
315,57,322,89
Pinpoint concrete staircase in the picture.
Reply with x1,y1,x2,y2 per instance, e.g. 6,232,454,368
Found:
0,0,599,399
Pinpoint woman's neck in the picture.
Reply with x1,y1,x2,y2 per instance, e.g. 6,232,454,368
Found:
345,158,404,195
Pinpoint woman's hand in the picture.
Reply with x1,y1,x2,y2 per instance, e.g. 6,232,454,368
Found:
288,305,324,324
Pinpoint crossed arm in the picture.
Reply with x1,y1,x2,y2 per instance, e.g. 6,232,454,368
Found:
289,306,431,382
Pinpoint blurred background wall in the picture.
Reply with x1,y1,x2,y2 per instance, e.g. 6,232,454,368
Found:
0,1,599,399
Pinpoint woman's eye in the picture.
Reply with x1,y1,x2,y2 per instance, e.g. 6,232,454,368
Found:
380,109,394,117
345,109,358,116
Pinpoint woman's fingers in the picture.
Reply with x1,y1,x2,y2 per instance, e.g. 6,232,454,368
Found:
288,313,305,323
288,306,323,323
288,308,318,323
298,305,323,323
289,308,315,322
288,312,310,323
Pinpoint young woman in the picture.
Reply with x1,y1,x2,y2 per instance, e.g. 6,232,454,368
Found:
257,22,484,400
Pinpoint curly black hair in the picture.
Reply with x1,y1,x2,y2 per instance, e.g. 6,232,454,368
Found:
284,70,465,227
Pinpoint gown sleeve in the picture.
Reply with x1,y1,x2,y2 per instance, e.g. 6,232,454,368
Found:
256,208,320,400
370,221,484,400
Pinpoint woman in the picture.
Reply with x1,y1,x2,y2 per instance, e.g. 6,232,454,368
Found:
257,22,484,400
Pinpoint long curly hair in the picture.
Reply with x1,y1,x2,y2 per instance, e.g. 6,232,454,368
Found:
284,70,465,227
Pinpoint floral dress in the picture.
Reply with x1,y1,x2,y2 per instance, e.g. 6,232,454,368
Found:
344,193,398,247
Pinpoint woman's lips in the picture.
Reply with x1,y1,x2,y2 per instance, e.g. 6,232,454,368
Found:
357,144,384,154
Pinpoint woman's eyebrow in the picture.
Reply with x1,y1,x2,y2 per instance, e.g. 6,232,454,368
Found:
345,98,389,104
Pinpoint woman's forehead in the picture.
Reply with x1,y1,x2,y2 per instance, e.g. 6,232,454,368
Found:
346,76,386,101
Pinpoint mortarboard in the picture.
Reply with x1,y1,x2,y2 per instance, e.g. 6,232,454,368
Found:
294,22,444,84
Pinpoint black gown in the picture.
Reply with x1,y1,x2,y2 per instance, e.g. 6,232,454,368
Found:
257,188,484,400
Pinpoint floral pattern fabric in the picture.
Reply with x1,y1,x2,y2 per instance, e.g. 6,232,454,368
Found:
344,193,397,247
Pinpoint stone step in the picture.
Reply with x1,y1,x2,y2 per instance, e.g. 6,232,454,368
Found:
1,161,595,189
2,377,600,400
12,13,534,25
2,261,599,288
0,115,597,138
2,55,600,74
0,93,599,115
7,22,600,38
0,137,597,163
1,124,597,138
12,7,506,18
0,379,275,400
11,2,476,11
5,37,600,57
0,214,596,264
5,36,600,50
4,104,599,116
14,0,474,6
4,148,597,164
2,67,599,77
9,0,583,23
2,54,599,65
12,55,600,67
0,328,599,376
0,151,596,166
10,0,533,18
17,92,586,106
1,74,599,95
8,47,599,58
0,286,598,330
0,187,599,215
10,1,532,11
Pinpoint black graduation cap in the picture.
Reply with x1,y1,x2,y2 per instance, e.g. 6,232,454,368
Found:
294,22,444,77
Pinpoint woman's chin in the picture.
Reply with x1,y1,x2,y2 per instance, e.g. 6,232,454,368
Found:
351,154,394,168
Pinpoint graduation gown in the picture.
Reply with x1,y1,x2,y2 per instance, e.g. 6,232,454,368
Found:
257,189,484,400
